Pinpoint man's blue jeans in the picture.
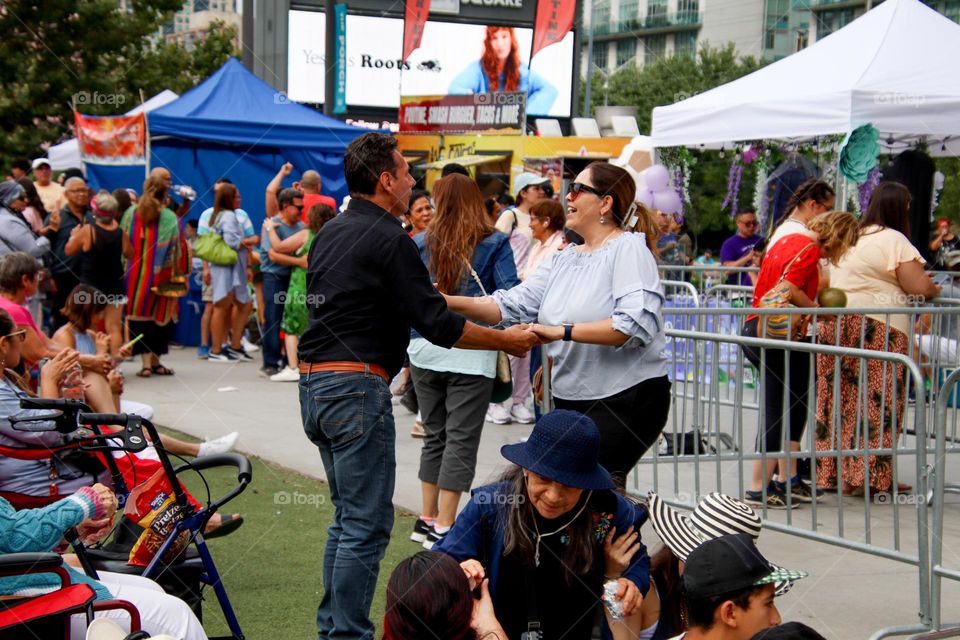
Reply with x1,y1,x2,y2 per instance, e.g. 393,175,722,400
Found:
261,271,290,370
299,369,396,640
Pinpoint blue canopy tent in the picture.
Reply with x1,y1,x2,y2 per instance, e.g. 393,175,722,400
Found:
86,58,367,228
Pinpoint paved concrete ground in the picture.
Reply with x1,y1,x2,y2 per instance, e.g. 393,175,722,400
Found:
124,348,960,639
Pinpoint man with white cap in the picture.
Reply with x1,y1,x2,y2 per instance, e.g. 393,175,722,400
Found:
486,172,550,426
32,158,65,214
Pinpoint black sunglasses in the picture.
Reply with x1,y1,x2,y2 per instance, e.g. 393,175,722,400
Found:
566,182,605,200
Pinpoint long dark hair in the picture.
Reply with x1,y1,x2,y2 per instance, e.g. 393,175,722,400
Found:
16,178,46,218
767,178,835,238
213,183,238,217
499,466,595,583
861,181,911,237
651,545,686,633
383,551,476,640
427,174,494,294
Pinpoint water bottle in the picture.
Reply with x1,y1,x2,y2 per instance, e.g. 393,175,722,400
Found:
60,363,85,402
173,184,197,201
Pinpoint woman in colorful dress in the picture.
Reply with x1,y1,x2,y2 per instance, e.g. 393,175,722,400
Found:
265,202,336,382
120,176,183,378
816,182,940,496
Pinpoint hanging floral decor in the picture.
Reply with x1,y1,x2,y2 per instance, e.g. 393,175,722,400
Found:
857,166,882,213
839,123,881,183
721,154,743,215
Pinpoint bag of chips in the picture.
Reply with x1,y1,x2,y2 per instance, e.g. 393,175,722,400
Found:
124,468,191,567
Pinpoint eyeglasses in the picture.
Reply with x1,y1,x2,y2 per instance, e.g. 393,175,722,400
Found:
291,204,304,212
740,220,758,227
566,182,605,200
2,330,26,343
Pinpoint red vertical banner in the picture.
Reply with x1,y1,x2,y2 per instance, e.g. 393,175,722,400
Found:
403,0,431,64
532,0,576,59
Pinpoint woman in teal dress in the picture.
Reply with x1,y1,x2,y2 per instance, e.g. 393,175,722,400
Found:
264,202,336,381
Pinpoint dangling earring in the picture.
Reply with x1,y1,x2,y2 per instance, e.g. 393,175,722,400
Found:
600,214,606,224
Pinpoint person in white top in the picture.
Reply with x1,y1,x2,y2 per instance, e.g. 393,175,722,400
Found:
31,158,65,215
487,172,549,425
815,181,940,496
766,179,835,248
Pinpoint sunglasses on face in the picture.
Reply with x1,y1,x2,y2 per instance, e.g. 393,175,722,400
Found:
740,220,758,227
566,182,605,200
2,330,26,343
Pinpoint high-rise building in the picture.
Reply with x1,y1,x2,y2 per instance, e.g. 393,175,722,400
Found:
584,0,959,73
156,0,241,50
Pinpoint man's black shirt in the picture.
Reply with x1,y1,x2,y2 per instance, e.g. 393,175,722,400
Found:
298,196,466,378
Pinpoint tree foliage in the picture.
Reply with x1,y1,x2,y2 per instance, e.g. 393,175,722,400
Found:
0,0,238,168
588,43,766,133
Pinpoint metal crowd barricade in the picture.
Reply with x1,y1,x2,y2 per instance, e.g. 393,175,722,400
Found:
636,303,960,640
929,367,960,636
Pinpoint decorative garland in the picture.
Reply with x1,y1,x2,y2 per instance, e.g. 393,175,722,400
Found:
839,124,881,183
721,154,743,215
857,166,881,214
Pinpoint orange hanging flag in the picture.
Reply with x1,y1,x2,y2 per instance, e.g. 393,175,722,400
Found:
74,112,147,165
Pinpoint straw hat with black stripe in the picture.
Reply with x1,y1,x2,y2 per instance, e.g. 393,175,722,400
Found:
647,491,797,595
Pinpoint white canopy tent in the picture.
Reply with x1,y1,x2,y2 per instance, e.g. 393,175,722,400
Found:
651,0,960,155
46,90,179,171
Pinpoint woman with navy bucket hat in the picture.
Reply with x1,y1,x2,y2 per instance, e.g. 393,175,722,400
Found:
433,409,651,640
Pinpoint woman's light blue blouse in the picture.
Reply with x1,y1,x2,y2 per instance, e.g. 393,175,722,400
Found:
492,232,667,400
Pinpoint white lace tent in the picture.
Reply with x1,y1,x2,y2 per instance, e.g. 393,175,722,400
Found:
651,0,960,156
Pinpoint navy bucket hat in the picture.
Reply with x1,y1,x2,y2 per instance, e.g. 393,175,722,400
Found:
500,410,615,490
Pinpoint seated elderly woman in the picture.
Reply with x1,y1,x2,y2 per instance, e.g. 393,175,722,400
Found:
0,482,207,639
0,251,60,367
434,410,650,640
0,308,242,537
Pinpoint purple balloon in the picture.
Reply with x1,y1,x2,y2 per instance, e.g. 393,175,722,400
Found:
637,188,655,209
652,189,682,215
645,164,671,191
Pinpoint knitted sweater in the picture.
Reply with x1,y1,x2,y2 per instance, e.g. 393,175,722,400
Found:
0,488,112,600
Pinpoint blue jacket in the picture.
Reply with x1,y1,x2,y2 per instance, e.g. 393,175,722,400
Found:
410,231,518,339
434,483,651,606
448,61,559,116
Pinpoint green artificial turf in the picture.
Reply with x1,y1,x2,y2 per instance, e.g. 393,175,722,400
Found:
160,426,418,639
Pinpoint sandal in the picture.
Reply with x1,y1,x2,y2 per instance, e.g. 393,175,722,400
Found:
151,364,175,376
136,368,152,378
204,513,244,539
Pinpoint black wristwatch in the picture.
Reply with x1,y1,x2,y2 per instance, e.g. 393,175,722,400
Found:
562,323,574,342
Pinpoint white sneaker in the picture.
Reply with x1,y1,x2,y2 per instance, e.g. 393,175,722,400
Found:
270,366,300,382
241,335,260,353
510,404,535,424
197,432,238,457
485,402,512,425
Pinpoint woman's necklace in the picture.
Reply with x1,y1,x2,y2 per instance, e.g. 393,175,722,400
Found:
580,229,622,253
531,491,592,567
787,215,810,229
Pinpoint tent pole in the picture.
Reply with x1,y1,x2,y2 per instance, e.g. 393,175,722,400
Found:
324,0,335,116
141,89,151,180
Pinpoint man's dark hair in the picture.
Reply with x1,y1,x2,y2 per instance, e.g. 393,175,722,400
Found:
11,159,30,174
497,192,515,207
686,584,765,630
344,132,399,196
185,219,199,230
278,188,304,209
61,167,84,181
735,209,757,220
216,177,234,186
441,163,469,178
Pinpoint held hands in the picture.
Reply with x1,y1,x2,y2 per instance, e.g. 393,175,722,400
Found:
499,324,540,357
528,323,564,344
603,525,641,578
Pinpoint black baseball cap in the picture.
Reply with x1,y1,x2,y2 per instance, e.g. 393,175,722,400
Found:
683,533,807,600
751,622,827,640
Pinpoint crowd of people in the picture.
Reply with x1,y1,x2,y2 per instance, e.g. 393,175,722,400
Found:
0,134,951,640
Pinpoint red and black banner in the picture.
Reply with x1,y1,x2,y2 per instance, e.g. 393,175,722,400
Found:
400,93,527,135
403,0,431,64
532,0,575,59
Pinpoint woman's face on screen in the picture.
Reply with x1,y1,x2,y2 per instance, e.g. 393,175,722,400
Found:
490,29,512,61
